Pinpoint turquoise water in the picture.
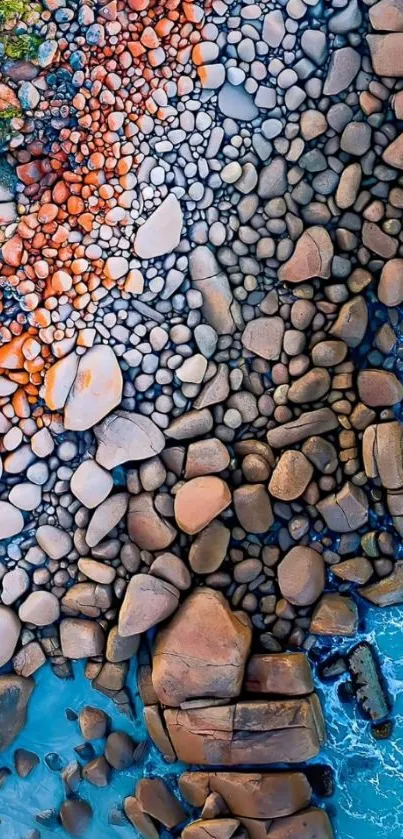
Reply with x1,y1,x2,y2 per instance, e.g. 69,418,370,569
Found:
2,606,403,838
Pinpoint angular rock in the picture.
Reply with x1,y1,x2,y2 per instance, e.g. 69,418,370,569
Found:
94,411,165,469
332,557,373,585
136,778,186,827
174,476,231,535
19,592,60,626
70,460,113,509
60,799,92,837
278,227,333,284
128,493,177,550
317,482,368,532
278,547,325,606
362,421,403,490
86,493,128,548
182,820,240,839
246,653,314,697
135,194,183,258
79,706,108,739
329,295,368,348
150,554,191,591
367,33,403,77
119,573,180,636
310,594,358,636
164,696,325,765
241,808,334,839
242,316,284,360
324,47,360,95
143,704,177,762
49,347,122,431
358,561,403,606
105,731,136,770
152,588,251,706
190,246,238,335
124,796,159,839
60,618,105,659
0,675,34,751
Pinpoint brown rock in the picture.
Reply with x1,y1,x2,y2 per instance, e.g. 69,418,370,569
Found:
136,778,186,827
302,437,338,474
105,731,136,770
332,557,374,585
358,561,403,606
329,295,368,348
288,368,331,403
14,748,39,778
241,808,334,839
269,451,313,501
0,675,34,751
150,553,192,590
60,799,92,837
233,484,273,533
182,819,240,839
189,520,230,574
79,706,108,739
242,316,284,360
311,340,347,367
362,221,398,258
152,588,251,706
179,771,312,819
267,408,338,448
185,438,230,478
143,704,177,762
124,796,159,839
60,619,105,659
12,641,45,678
167,408,214,440
164,696,325,765
378,259,403,306
106,625,140,662
383,131,403,168
174,477,231,535
358,369,403,407
317,482,368,532
128,493,177,550
246,653,314,696
310,594,358,635
370,0,403,30
335,163,362,210
363,421,403,490
278,227,333,284
82,755,110,787
278,547,325,607
118,573,179,636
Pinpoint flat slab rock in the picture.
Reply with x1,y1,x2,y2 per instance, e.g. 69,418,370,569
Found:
347,642,389,722
164,696,325,765
245,653,314,697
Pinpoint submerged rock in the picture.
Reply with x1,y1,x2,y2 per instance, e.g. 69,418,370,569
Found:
347,642,389,722
0,675,34,751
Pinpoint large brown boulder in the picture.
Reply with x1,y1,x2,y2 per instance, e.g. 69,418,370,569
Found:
0,675,34,751
182,820,241,839
152,589,251,707
179,771,312,819
164,697,325,765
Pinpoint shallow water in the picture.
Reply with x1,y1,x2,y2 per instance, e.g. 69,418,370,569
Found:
2,605,403,839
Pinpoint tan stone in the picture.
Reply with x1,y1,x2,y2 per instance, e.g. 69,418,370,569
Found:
118,573,179,636
269,451,313,501
267,408,338,448
185,438,230,478
370,0,403,30
128,493,177,550
329,295,368,348
358,561,403,606
241,808,334,839
317,482,368,532
182,820,240,839
383,132,403,169
288,368,330,403
368,34,403,77
136,778,186,828
378,259,403,306
143,704,177,762
242,316,284,360
124,797,159,839
60,618,105,658
233,484,273,533
246,653,314,696
278,547,325,607
189,520,230,574
332,557,373,585
174,476,231,535
152,588,251,706
358,369,403,407
363,421,403,490
278,227,333,284
310,594,358,636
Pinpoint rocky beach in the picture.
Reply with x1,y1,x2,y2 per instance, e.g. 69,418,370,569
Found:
1,0,403,835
